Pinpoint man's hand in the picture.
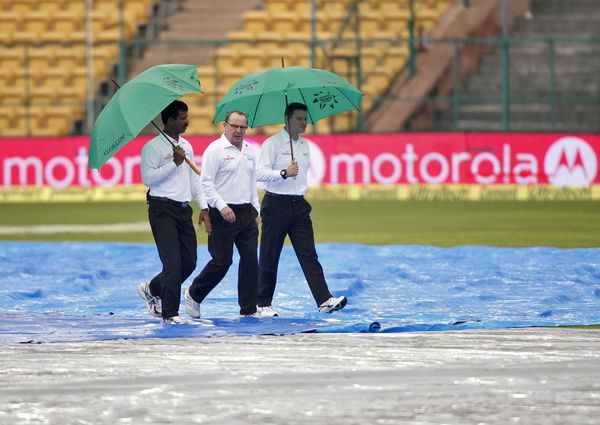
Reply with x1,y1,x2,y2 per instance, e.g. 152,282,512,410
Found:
173,146,185,166
286,161,299,178
220,206,236,223
198,209,212,236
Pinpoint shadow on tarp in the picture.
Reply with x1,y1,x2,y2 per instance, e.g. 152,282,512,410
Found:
0,313,383,344
0,313,566,344
1,241,600,344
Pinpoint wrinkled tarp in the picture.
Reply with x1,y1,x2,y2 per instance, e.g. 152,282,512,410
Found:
1,241,599,343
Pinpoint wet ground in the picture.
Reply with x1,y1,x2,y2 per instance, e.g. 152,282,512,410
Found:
1,328,599,424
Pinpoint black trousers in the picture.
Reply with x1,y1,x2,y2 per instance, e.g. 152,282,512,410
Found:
189,204,259,316
147,198,197,319
258,193,332,307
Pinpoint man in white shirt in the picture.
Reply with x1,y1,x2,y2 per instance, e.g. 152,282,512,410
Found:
137,100,211,325
184,110,261,318
255,102,347,317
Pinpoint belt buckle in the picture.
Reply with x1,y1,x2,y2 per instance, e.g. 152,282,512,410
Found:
181,201,189,207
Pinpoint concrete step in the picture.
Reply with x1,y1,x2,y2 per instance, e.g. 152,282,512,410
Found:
531,0,600,15
485,42,600,58
438,102,600,131
464,72,600,96
513,15,600,36
443,119,598,132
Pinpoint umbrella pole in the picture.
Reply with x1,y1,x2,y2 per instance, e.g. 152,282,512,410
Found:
109,79,201,176
284,91,298,179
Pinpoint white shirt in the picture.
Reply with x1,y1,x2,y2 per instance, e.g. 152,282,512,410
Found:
200,134,260,213
140,134,207,209
256,128,309,195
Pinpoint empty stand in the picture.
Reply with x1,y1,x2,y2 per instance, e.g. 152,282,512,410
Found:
0,0,160,136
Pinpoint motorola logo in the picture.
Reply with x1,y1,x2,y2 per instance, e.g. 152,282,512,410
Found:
544,136,598,187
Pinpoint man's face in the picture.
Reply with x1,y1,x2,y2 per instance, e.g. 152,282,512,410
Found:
286,109,308,135
224,112,248,145
169,110,189,134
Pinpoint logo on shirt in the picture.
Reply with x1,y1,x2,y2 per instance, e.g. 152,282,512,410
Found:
224,155,236,161
312,91,339,109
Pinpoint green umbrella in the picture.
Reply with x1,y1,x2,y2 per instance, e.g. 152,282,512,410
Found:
88,64,202,172
213,65,362,129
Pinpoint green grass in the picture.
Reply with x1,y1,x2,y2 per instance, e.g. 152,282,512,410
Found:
1,200,599,247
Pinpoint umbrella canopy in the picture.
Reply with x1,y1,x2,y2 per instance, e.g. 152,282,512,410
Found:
213,66,362,128
88,64,201,171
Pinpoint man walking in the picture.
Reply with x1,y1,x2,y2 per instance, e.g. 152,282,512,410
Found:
137,100,210,325
256,102,347,317
184,111,261,318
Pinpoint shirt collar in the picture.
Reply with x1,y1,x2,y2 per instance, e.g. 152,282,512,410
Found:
280,128,304,144
218,133,247,150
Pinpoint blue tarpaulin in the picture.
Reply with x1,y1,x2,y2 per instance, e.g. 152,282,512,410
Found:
1,241,599,343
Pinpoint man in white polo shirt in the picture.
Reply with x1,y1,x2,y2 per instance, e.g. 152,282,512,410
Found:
137,100,211,325
184,110,261,318
255,102,347,317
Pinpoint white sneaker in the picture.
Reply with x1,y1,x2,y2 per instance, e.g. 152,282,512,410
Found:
136,281,161,318
163,316,189,325
318,296,348,313
184,287,201,319
243,311,263,318
257,306,278,317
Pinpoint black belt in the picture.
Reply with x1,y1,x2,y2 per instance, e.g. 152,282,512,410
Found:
148,195,189,208
265,191,304,200
208,203,252,210
227,203,252,209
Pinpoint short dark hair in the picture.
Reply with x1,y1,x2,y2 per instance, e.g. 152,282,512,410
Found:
161,100,188,125
284,102,307,120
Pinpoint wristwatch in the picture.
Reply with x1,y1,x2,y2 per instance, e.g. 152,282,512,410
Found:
280,169,288,179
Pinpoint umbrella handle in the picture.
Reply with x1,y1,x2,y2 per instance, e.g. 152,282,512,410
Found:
185,157,201,175
292,159,297,180
152,120,201,175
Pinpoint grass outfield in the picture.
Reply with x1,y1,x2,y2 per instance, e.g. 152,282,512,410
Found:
1,200,599,247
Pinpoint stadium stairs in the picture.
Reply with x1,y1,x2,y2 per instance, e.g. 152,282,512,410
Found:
367,0,600,133
446,0,600,132
129,0,457,135
0,0,181,137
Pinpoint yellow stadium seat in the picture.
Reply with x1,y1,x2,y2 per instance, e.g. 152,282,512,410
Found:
0,10,23,42
4,0,37,13
29,85,58,105
264,0,291,13
197,67,217,92
51,10,81,34
240,46,266,71
270,11,298,33
243,10,270,34
45,105,74,136
26,46,57,72
215,46,241,70
384,44,409,72
23,10,50,35
0,107,11,134
0,46,26,69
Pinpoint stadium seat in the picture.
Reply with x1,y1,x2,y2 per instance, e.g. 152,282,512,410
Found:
26,46,57,73
3,0,37,13
0,46,26,69
234,45,265,71
243,10,270,34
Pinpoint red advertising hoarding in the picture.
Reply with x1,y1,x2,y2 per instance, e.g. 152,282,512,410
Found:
1,133,599,188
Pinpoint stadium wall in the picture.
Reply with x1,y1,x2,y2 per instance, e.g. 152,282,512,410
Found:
1,133,598,202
